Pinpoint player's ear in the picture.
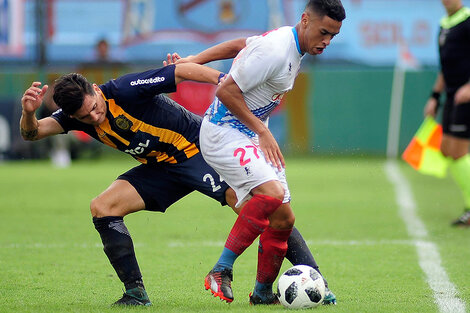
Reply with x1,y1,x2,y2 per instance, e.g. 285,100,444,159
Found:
301,12,309,27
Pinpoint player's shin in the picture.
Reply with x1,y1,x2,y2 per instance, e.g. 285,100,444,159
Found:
285,227,325,284
253,226,292,302
93,216,144,290
205,195,282,302
449,154,470,208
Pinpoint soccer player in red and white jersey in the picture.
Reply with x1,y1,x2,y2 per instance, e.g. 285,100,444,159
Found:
171,0,345,305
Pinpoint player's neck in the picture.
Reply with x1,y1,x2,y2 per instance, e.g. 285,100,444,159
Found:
294,24,304,54
447,5,463,17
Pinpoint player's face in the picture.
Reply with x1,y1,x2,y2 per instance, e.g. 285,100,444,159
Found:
71,85,107,125
299,11,342,55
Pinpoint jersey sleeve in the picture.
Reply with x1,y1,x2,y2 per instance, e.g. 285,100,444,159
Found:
101,65,177,101
51,109,83,133
230,39,284,93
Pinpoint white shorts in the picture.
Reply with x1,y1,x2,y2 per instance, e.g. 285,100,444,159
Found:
200,117,291,207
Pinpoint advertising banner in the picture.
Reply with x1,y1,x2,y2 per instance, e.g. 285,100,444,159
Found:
0,0,23,56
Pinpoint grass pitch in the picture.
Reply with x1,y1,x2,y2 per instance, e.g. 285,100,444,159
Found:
0,155,468,312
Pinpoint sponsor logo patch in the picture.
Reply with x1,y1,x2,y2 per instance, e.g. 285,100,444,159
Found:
130,76,165,86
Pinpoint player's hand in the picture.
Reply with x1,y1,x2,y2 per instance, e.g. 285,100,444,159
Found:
454,83,470,105
258,130,285,171
423,98,438,118
163,53,181,66
21,82,48,115
163,53,196,66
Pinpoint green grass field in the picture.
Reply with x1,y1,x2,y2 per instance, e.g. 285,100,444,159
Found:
0,155,468,313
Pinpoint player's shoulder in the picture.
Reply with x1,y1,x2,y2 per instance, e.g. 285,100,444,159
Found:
259,26,294,43
250,27,294,55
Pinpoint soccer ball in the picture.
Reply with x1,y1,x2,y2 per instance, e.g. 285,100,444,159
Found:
277,265,325,309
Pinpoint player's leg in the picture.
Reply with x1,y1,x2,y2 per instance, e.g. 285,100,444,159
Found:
204,180,285,301
224,187,336,304
442,135,470,226
250,200,294,305
284,226,337,304
441,101,470,226
90,179,151,306
91,164,192,306
215,180,285,263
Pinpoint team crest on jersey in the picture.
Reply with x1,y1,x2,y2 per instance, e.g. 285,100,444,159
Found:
114,115,133,131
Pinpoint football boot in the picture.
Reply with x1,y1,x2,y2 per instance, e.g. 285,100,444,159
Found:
249,291,280,305
112,286,152,306
204,268,234,303
322,287,337,305
451,209,470,227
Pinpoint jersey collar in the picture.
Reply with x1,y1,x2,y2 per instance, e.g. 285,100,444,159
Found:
291,27,303,55
440,7,470,29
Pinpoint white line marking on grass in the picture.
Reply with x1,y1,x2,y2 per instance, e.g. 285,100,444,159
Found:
385,160,466,313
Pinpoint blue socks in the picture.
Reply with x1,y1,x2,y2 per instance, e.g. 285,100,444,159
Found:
213,247,239,271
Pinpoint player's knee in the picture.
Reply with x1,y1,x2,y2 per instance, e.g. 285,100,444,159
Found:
285,214,296,229
255,181,285,202
90,196,116,218
277,214,295,229
270,209,295,230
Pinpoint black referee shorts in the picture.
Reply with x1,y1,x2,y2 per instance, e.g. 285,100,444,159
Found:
442,96,470,139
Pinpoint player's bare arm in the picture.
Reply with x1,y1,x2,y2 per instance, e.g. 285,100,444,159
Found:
167,38,247,66
454,82,470,105
174,63,223,85
216,76,285,170
20,82,64,141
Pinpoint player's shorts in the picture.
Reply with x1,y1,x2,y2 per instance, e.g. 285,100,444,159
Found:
442,94,470,139
200,117,291,208
118,152,229,212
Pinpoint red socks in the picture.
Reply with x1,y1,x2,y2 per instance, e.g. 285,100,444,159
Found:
224,194,282,255
256,227,292,283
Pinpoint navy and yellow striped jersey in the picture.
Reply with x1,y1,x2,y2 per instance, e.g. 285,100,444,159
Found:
52,65,203,165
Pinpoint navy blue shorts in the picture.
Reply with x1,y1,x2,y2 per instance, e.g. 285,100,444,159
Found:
118,152,229,212
442,94,470,139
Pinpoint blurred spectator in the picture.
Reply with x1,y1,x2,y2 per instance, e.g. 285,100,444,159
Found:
78,37,127,85
95,38,112,62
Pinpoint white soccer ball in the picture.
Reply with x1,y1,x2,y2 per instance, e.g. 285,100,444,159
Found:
277,265,325,309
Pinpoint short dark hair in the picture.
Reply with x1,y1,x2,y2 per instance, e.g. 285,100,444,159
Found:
306,0,346,22
53,73,95,116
